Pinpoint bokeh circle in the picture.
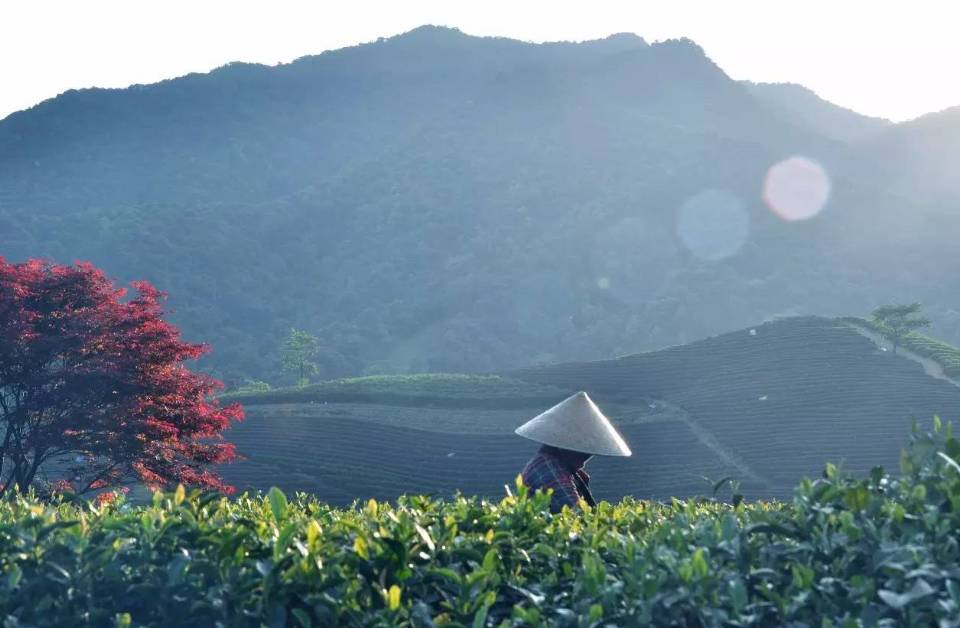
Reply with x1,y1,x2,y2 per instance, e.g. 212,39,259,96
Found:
676,189,750,261
763,156,831,221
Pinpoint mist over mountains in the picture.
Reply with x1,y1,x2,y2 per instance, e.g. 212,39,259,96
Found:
1,25,958,383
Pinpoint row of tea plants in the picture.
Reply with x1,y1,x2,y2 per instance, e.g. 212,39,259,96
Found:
844,316,960,378
1,424,959,626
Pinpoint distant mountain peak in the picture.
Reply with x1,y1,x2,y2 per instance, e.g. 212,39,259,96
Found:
747,81,890,118
602,32,646,43
386,25,648,51
642,37,723,75
650,37,709,56
591,32,648,48
905,104,960,125
389,24,467,42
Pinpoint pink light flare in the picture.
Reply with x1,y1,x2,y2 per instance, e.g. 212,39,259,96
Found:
763,156,831,222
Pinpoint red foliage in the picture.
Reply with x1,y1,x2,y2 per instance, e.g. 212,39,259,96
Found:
0,258,244,495
93,487,129,506
50,479,75,494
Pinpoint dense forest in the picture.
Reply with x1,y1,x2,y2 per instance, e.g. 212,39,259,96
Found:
1,26,958,383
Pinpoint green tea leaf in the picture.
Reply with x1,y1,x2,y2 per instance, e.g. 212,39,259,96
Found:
267,487,288,523
482,548,498,573
472,602,489,628
291,608,312,628
388,584,401,611
692,548,709,578
306,520,322,548
173,484,186,507
728,578,747,613
588,603,603,621
415,523,436,552
276,523,297,556
6,566,22,590
878,579,935,610
353,536,368,559
938,452,960,475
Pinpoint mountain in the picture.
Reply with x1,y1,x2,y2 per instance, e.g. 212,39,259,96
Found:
743,81,891,142
218,317,960,503
1,26,959,382
855,106,960,208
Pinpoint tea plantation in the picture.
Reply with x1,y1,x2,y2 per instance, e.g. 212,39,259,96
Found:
842,316,960,379
3,427,960,626
220,316,960,504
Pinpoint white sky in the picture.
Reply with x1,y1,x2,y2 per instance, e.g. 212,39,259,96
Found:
1,0,958,122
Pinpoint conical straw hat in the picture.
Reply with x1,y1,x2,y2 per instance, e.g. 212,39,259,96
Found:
515,391,632,457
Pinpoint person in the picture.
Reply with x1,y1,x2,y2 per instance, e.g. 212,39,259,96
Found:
515,391,632,512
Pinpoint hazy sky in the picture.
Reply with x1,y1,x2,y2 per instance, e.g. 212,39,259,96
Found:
2,0,958,122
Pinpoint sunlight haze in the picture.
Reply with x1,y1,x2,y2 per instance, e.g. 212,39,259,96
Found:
2,0,958,122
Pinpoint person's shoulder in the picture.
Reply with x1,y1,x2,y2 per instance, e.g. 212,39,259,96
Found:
521,451,549,473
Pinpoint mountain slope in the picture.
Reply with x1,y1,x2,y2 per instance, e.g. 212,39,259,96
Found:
1,26,958,381
855,106,960,208
0,28,814,208
217,317,960,503
744,81,891,142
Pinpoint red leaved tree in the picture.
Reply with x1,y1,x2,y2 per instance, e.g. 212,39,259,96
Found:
0,258,244,496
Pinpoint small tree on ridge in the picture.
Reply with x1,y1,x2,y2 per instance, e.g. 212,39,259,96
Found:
871,302,931,355
280,328,321,386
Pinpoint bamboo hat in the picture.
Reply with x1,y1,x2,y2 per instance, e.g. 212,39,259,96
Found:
515,391,632,457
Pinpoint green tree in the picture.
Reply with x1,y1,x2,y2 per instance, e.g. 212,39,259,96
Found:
871,302,931,354
280,328,321,386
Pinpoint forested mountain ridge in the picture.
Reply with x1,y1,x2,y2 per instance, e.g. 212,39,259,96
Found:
742,81,892,142
855,106,960,208
0,26,819,205
1,26,958,383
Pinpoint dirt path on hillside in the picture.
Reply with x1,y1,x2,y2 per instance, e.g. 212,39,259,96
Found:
653,398,764,486
848,324,960,390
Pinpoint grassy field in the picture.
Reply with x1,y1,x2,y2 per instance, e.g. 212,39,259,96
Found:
3,427,959,626
223,374,574,409
218,317,960,506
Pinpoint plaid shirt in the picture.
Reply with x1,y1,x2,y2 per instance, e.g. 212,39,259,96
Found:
520,449,593,513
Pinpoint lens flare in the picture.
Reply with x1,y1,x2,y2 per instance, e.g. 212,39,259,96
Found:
676,189,749,261
763,156,831,221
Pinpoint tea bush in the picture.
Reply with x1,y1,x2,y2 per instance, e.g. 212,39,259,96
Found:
1,426,960,626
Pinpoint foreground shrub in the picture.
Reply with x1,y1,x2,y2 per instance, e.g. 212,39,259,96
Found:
0,426,959,626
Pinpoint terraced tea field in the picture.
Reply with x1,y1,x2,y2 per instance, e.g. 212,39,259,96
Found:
220,397,717,504
219,317,960,504
514,316,960,498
